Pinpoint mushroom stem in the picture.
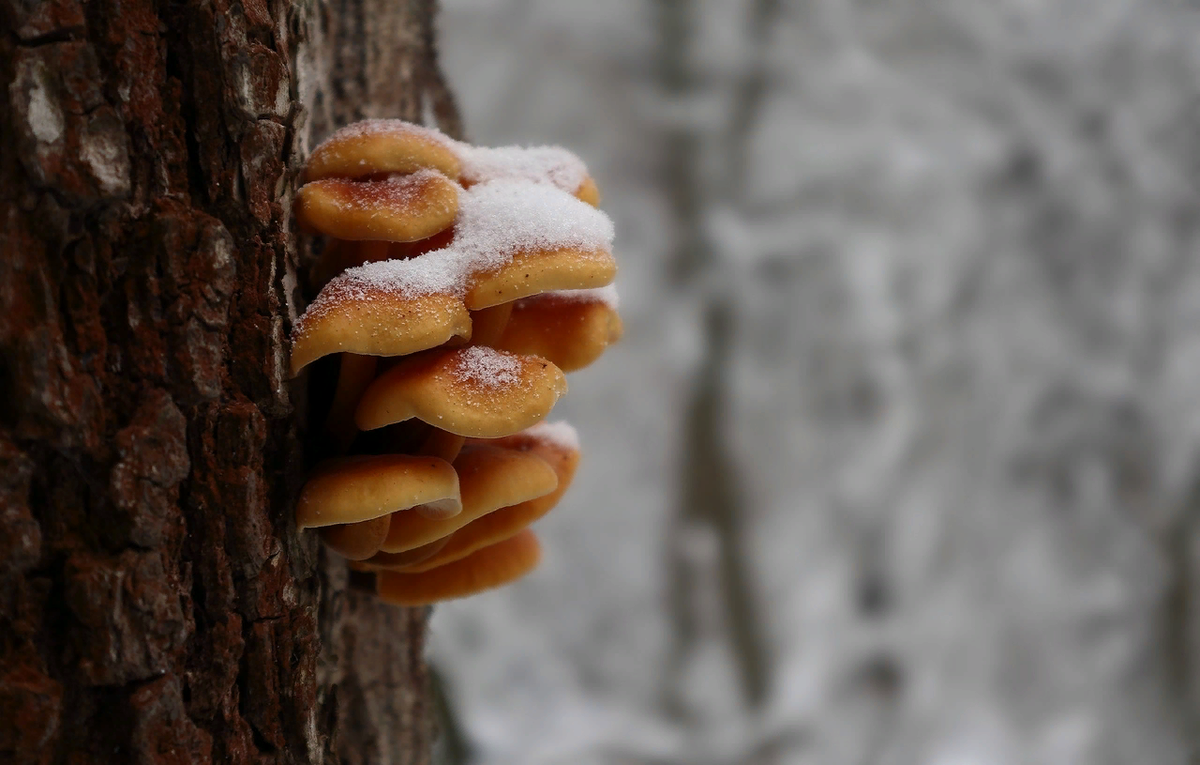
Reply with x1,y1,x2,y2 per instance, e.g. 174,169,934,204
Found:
468,302,514,348
419,428,466,467
325,353,379,451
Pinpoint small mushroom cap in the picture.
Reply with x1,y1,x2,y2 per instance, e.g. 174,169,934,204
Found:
574,176,601,207
375,529,542,606
289,275,471,376
295,454,460,528
399,422,580,572
464,246,617,311
379,443,558,553
355,535,452,570
355,346,568,438
296,169,459,242
318,515,392,560
304,120,462,182
496,290,622,372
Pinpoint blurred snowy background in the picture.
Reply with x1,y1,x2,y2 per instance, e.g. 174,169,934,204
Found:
429,1,1200,763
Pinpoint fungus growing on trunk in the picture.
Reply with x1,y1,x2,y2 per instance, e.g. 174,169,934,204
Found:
291,119,621,603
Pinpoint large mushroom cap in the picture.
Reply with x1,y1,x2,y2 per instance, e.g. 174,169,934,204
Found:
399,422,580,572
289,260,472,376
304,119,462,182
495,287,622,372
296,169,459,242
375,529,542,606
464,246,617,311
379,443,558,553
355,346,568,438
295,454,460,528
450,180,616,310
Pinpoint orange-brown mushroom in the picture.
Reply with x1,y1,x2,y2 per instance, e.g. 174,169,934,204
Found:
375,529,542,606
296,169,459,242
355,346,568,438
289,261,472,375
464,246,617,311
351,535,452,570
494,287,622,372
378,443,558,553
318,515,392,560
450,179,616,310
398,422,580,572
304,119,462,182
295,454,460,528
467,302,515,348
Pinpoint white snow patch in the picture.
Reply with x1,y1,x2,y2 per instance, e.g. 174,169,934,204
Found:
80,127,129,196
458,144,589,195
542,284,620,309
523,420,580,451
452,346,523,389
27,70,63,144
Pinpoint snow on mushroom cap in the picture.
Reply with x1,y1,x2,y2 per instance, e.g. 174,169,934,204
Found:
452,346,523,389
323,119,452,145
453,179,614,264
523,420,580,451
294,178,613,336
292,253,463,337
540,284,619,309
457,144,589,195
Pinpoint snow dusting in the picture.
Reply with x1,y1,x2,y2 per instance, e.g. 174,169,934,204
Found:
457,144,589,194
451,346,524,389
313,118,457,153
295,177,613,337
540,284,619,309
523,420,580,451
453,179,613,264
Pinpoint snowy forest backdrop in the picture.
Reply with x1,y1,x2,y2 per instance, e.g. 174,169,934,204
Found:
430,1,1200,763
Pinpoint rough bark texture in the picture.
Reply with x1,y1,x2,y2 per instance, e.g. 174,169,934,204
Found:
0,0,460,762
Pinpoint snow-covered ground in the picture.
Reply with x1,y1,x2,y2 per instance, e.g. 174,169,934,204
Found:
430,2,1200,763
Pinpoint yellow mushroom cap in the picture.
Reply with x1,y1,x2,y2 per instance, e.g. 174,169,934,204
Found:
574,176,601,207
289,260,472,376
355,346,568,438
495,286,622,372
464,246,616,311
375,529,542,606
318,515,392,561
379,443,558,553
295,454,460,528
449,179,616,310
400,421,580,572
296,169,459,242
304,120,462,182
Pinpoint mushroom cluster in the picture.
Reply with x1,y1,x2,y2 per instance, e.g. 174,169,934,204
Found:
290,120,621,606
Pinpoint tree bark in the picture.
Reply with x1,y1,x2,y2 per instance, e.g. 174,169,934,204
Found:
0,0,459,762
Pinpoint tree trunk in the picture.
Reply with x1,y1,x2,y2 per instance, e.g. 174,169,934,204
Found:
0,0,459,761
